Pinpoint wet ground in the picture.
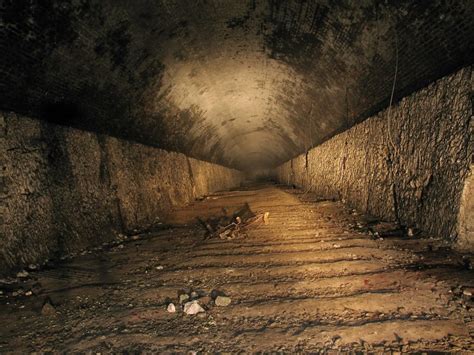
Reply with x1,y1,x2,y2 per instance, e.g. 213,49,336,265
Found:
0,185,473,352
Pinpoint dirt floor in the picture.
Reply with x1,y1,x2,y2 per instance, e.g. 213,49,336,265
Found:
0,184,473,352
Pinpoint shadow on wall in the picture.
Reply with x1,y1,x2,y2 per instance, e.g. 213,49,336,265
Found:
39,101,85,126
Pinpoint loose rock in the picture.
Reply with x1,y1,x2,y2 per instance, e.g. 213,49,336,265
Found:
167,303,176,313
263,212,270,224
41,302,56,316
16,270,29,278
199,296,213,305
215,296,231,307
462,288,473,297
179,294,190,304
183,301,205,315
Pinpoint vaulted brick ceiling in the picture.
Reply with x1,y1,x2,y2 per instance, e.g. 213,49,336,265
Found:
1,0,473,170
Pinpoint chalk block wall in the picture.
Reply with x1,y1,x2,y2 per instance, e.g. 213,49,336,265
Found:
276,66,473,250
0,113,242,274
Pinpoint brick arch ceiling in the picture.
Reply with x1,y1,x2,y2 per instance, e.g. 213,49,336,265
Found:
1,0,473,170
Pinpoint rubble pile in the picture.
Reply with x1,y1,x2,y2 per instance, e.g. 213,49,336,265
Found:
167,289,232,315
197,203,269,240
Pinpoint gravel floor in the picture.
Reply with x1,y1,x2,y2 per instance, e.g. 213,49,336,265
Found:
0,185,473,352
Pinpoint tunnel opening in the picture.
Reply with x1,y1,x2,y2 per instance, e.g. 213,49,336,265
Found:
0,0,473,352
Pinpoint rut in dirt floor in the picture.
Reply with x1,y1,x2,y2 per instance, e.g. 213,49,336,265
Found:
0,185,473,352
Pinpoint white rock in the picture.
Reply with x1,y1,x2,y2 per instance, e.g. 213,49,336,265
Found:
263,212,270,224
16,270,29,278
167,303,176,313
183,301,205,315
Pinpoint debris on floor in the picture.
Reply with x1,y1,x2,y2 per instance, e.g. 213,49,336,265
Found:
1,186,472,352
169,288,233,313
179,293,190,304
198,203,270,240
215,296,231,307
183,300,205,315
41,301,57,316
461,256,472,270
366,221,404,239
16,270,29,279
167,303,176,313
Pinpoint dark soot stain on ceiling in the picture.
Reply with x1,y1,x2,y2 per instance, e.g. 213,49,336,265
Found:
1,0,473,170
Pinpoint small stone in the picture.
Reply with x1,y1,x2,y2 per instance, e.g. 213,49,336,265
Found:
41,302,56,316
131,235,140,240
462,288,473,297
179,293,190,304
183,301,205,315
155,265,164,270
200,296,212,305
16,270,29,278
263,212,270,224
407,228,414,237
190,291,199,299
215,296,231,307
25,291,32,296
167,303,176,313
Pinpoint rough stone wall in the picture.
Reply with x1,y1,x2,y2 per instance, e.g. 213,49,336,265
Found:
0,113,242,274
106,139,242,232
276,67,473,248
188,159,242,198
458,165,474,250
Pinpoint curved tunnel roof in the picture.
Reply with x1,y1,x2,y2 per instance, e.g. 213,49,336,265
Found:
1,0,473,170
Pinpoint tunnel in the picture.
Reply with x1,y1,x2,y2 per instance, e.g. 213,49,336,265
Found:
0,0,473,352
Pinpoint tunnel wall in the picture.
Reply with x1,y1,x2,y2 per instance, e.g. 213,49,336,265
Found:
458,164,474,251
276,66,473,249
0,112,242,274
